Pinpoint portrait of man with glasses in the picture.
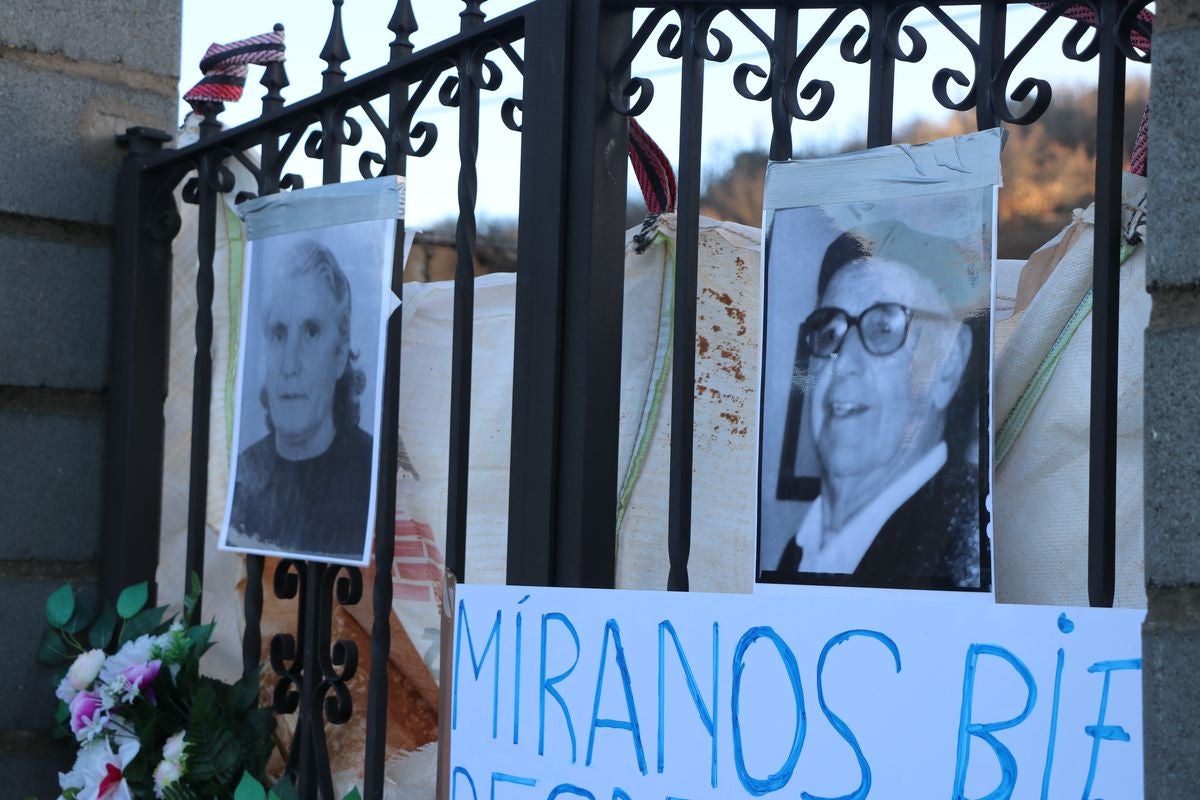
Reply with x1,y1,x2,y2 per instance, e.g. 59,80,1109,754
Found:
758,206,991,593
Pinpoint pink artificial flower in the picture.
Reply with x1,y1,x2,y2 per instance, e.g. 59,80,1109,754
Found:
120,659,161,700
69,691,104,739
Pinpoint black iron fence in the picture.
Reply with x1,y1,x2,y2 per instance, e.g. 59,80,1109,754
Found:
104,1,1152,796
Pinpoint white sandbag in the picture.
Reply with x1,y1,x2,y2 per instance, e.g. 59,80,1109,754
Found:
993,172,1148,608
158,148,258,682
395,214,759,595
615,214,759,593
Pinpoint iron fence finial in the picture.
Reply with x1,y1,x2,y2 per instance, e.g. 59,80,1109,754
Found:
322,0,350,88
461,0,486,31
390,0,418,60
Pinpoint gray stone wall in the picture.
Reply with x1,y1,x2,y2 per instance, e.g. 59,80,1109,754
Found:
0,3,180,797
1145,1,1200,797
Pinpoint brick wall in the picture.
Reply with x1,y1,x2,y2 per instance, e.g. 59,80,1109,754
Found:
1144,2,1200,796
0,3,180,796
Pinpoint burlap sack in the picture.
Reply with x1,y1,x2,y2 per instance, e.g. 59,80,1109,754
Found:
993,172,1148,608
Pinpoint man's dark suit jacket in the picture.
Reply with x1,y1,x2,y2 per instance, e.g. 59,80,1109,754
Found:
775,460,985,590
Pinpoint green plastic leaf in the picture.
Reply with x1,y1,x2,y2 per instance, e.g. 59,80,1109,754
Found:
116,581,149,619
341,787,362,800
186,621,216,652
118,605,167,644
234,771,267,800
270,779,299,800
37,628,72,665
55,700,70,722
229,667,261,712
45,583,75,628
64,591,97,635
184,572,203,620
89,603,117,650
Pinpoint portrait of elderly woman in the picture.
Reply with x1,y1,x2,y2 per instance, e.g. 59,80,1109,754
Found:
758,199,992,592
224,237,381,564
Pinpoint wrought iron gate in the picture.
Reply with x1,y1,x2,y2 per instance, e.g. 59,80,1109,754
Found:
104,1,1151,796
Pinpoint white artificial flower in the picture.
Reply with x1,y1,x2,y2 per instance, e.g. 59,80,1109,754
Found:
57,746,87,797
99,677,125,709
67,649,107,692
152,757,184,798
108,717,141,769
161,730,187,764
62,736,140,800
98,635,155,688
56,674,79,704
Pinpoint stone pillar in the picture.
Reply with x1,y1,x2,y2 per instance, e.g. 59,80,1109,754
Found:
1144,1,1200,797
0,3,181,797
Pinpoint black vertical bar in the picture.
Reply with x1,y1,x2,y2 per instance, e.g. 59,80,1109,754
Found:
439,8,490,795
1088,0,1123,609
443,6,484,584
975,2,1005,131
244,47,288,677
362,3,416,795
552,0,631,589
296,562,331,800
185,107,224,624
508,0,572,586
769,6,798,162
105,127,174,607
667,8,706,593
865,0,894,147
321,0,350,185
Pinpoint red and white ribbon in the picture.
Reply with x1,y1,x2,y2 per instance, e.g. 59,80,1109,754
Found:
183,28,286,112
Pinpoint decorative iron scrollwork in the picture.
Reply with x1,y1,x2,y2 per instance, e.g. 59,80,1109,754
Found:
1116,0,1153,62
501,98,523,132
144,163,193,242
727,9,775,102
992,0,1101,125
608,8,672,117
268,559,304,716
181,177,200,205
885,5,929,64
783,8,865,122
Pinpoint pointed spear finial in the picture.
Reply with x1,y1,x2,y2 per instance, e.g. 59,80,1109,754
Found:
389,0,417,62
321,0,350,88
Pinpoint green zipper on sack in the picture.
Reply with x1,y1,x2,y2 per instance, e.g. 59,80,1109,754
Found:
224,202,246,456
995,241,1135,466
615,233,676,541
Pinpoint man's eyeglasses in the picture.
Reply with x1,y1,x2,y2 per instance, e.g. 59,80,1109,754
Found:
801,302,950,358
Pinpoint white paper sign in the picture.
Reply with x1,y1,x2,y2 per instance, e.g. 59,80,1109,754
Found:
448,584,1143,799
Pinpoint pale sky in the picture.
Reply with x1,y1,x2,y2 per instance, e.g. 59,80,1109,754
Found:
178,1,1151,229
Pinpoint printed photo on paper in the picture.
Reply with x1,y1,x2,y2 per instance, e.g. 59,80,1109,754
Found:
220,214,395,566
756,133,1000,592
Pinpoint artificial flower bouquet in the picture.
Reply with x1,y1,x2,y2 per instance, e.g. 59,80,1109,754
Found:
39,577,277,800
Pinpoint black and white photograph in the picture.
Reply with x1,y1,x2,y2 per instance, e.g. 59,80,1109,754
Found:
220,202,397,566
756,134,1000,592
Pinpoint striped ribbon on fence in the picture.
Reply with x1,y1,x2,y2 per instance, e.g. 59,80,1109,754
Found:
629,118,678,215
183,26,287,112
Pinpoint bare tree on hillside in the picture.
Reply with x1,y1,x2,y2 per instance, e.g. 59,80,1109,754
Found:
699,79,1149,259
